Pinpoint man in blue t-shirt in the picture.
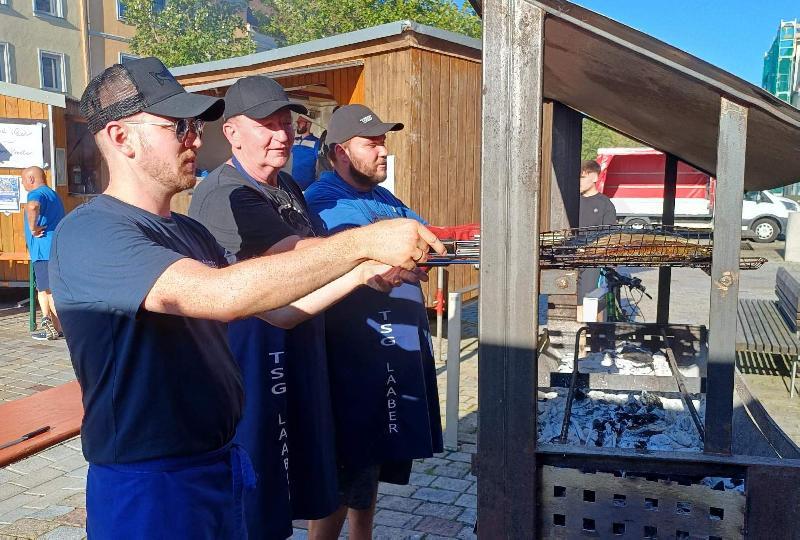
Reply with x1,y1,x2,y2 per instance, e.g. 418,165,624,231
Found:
305,105,444,539
53,57,444,539
21,166,65,341
291,115,321,190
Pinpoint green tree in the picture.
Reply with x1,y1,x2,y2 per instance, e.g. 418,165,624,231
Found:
123,0,256,67
255,0,481,47
582,118,641,160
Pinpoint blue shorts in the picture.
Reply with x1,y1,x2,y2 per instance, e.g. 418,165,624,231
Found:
87,444,255,540
33,260,49,291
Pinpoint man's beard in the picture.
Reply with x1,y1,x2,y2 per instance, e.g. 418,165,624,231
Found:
348,161,386,189
138,137,196,192
296,125,308,134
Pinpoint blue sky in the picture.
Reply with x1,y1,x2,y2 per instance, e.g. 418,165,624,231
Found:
569,1,799,86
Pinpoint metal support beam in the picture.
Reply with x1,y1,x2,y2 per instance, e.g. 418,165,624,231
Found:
477,0,544,536
705,97,747,455
656,154,678,324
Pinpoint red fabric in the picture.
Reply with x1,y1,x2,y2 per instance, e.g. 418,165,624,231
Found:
427,223,480,240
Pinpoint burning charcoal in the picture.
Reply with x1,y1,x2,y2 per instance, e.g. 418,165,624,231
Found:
647,433,674,451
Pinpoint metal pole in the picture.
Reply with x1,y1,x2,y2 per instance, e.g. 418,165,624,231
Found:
657,154,678,324
436,267,446,362
445,290,462,450
478,0,544,535
705,97,747,455
29,261,35,332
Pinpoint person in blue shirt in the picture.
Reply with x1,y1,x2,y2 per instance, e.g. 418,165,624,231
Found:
305,105,444,540
21,166,65,340
189,76,423,540
52,58,444,540
291,115,321,190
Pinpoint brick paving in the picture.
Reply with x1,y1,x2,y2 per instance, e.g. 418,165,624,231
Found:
0,303,479,539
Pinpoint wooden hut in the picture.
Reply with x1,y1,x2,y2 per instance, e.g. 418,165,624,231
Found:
171,21,482,302
0,82,85,286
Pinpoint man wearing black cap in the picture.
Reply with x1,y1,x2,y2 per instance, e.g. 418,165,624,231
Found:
50,59,444,539
189,77,421,540
305,105,444,539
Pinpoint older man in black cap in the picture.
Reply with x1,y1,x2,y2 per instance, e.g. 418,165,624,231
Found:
305,105,444,539
190,76,425,540
51,59,444,539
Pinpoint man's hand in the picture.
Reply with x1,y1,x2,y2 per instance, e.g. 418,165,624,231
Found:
356,262,429,293
357,219,446,270
33,227,45,238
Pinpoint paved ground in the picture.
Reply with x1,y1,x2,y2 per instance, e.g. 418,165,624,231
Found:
0,304,480,540
3,241,800,538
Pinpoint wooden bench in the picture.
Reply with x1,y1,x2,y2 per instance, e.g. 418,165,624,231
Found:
737,268,800,397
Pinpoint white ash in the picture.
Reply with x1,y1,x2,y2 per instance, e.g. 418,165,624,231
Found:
700,476,745,494
556,341,700,378
537,388,704,452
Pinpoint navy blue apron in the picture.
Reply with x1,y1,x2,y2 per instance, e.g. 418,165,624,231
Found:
86,443,255,540
227,158,338,534
229,318,293,540
285,315,339,519
325,282,444,473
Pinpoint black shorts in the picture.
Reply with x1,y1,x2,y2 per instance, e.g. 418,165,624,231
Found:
337,463,380,510
33,260,49,292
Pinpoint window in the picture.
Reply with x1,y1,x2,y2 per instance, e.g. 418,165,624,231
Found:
0,43,8,83
33,0,62,17
117,0,126,20
119,52,138,64
39,51,65,92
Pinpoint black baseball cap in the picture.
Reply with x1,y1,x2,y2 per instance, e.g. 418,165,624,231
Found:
325,104,403,145
224,76,307,121
80,57,224,134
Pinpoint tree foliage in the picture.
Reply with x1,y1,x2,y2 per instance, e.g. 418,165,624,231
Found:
255,0,481,46
124,0,256,67
582,118,641,160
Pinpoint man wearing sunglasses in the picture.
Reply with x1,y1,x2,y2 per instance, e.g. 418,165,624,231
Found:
189,76,425,540
50,57,444,539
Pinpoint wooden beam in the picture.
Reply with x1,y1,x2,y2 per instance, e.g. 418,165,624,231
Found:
550,102,582,230
705,97,747,455
656,154,678,324
477,0,543,536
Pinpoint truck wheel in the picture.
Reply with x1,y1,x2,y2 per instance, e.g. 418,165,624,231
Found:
625,218,650,230
751,218,779,243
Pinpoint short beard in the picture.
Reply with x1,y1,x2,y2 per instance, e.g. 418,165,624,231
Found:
348,161,385,189
136,131,196,193
296,125,308,135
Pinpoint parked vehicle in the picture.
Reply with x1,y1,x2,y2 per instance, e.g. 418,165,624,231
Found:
596,147,790,242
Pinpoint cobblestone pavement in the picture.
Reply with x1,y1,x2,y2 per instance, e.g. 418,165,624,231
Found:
0,304,480,539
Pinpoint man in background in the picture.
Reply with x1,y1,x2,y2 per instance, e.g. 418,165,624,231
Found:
21,166,65,340
577,159,617,314
291,114,321,189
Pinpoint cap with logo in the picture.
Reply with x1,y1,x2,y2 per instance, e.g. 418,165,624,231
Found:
80,56,224,134
325,104,403,145
223,76,307,121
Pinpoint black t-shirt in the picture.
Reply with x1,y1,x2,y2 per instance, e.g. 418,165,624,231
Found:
578,193,618,300
50,195,244,464
579,192,617,228
189,163,312,260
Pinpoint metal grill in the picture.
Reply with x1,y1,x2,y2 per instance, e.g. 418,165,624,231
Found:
539,465,745,539
539,225,766,270
425,225,767,269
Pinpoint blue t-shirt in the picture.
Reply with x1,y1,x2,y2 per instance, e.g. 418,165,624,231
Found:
291,134,321,190
50,195,244,464
24,185,65,262
305,172,443,469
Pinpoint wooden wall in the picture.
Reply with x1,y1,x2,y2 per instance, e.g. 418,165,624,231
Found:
364,47,482,302
0,95,78,283
276,66,365,105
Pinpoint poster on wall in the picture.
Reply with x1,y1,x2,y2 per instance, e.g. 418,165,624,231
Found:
0,122,45,169
0,175,23,213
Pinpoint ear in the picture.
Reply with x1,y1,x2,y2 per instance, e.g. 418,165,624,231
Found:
222,120,240,148
102,121,137,159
